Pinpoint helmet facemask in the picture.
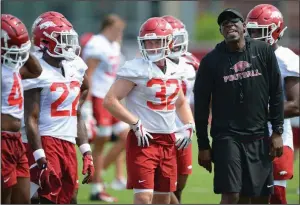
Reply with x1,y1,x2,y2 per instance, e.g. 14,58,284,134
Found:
169,29,188,59
43,29,81,61
137,34,172,62
1,41,31,70
246,21,287,45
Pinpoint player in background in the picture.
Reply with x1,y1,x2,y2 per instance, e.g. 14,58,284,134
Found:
159,15,199,204
103,17,195,204
246,4,300,204
82,14,129,202
1,14,42,204
23,16,94,204
80,32,127,191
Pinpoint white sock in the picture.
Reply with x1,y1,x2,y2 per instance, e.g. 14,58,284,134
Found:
91,183,104,194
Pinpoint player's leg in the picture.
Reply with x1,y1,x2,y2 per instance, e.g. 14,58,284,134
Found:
2,187,12,204
57,141,78,204
23,142,40,203
152,192,171,204
70,172,79,204
170,192,180,204
39,136,63,204
172,175,188,203
11,177,30,203
212,137,243,204
111,152,126,190
70,188,78,204
126,130,158,204
1,133,22,204
171,144,192,203
242,137,273,204
133,190,153,204
153,133,177,204
90,96,116,201
11,141,30,204
103,121,129,171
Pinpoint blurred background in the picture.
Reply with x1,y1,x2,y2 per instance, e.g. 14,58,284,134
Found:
2,0,299,204
3,0,299,60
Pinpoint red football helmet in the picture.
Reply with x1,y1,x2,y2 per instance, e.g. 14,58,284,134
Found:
1,14,31,69
162,15,188,58
137,17,173,62
31,11,65,33
246,4,287,45
33,16,80,60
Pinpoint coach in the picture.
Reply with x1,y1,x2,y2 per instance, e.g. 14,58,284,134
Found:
193,8,284,204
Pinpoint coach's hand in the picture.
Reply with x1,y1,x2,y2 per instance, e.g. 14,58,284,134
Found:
270,133,283,160
198,149,212,173
82,152,95,184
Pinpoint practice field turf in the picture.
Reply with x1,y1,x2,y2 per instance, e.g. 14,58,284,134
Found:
76,138,300,204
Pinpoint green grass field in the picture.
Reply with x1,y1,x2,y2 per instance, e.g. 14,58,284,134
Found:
76,140,300,204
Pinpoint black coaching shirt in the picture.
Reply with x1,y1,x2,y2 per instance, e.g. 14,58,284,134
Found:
194,37,284,150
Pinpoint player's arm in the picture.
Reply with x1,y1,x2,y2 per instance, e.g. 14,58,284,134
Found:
24,87,61,189
103,78,137,124
75,74,94,184
193,57,212,150
76,73,89,148
24,88,46,165
175,89,194,125
284,76,300,118
20,53,42,79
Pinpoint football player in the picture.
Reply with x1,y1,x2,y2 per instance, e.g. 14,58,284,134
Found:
103,17,195,204
20,11,68,204
246,4,300,204
82,14,128,202
1,14,42,204
158,15,199,204
80,31,127,191
23,16,94,204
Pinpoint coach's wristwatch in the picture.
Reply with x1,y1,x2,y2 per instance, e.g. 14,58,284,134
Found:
273,126,284,135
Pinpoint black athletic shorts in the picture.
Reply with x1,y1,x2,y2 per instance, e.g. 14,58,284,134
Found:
212,136,273,197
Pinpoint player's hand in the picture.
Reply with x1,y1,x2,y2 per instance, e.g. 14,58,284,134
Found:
270,133,283,160
174,123,194,150
31,159,62,195
198,149,212,173
131,119,153,147
82,152,95,184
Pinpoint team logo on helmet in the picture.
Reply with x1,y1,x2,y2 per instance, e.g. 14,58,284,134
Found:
39,21,57,29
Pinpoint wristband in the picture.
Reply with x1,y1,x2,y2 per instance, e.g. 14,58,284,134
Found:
79,143,91,155
33,149,46,161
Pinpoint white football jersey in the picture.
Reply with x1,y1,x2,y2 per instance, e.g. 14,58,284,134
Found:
291,117,299,128
1,64,24,119
117,58,185,133
22,56,87,144
82,34,121,98
268,46,300,149
175,56,197,128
